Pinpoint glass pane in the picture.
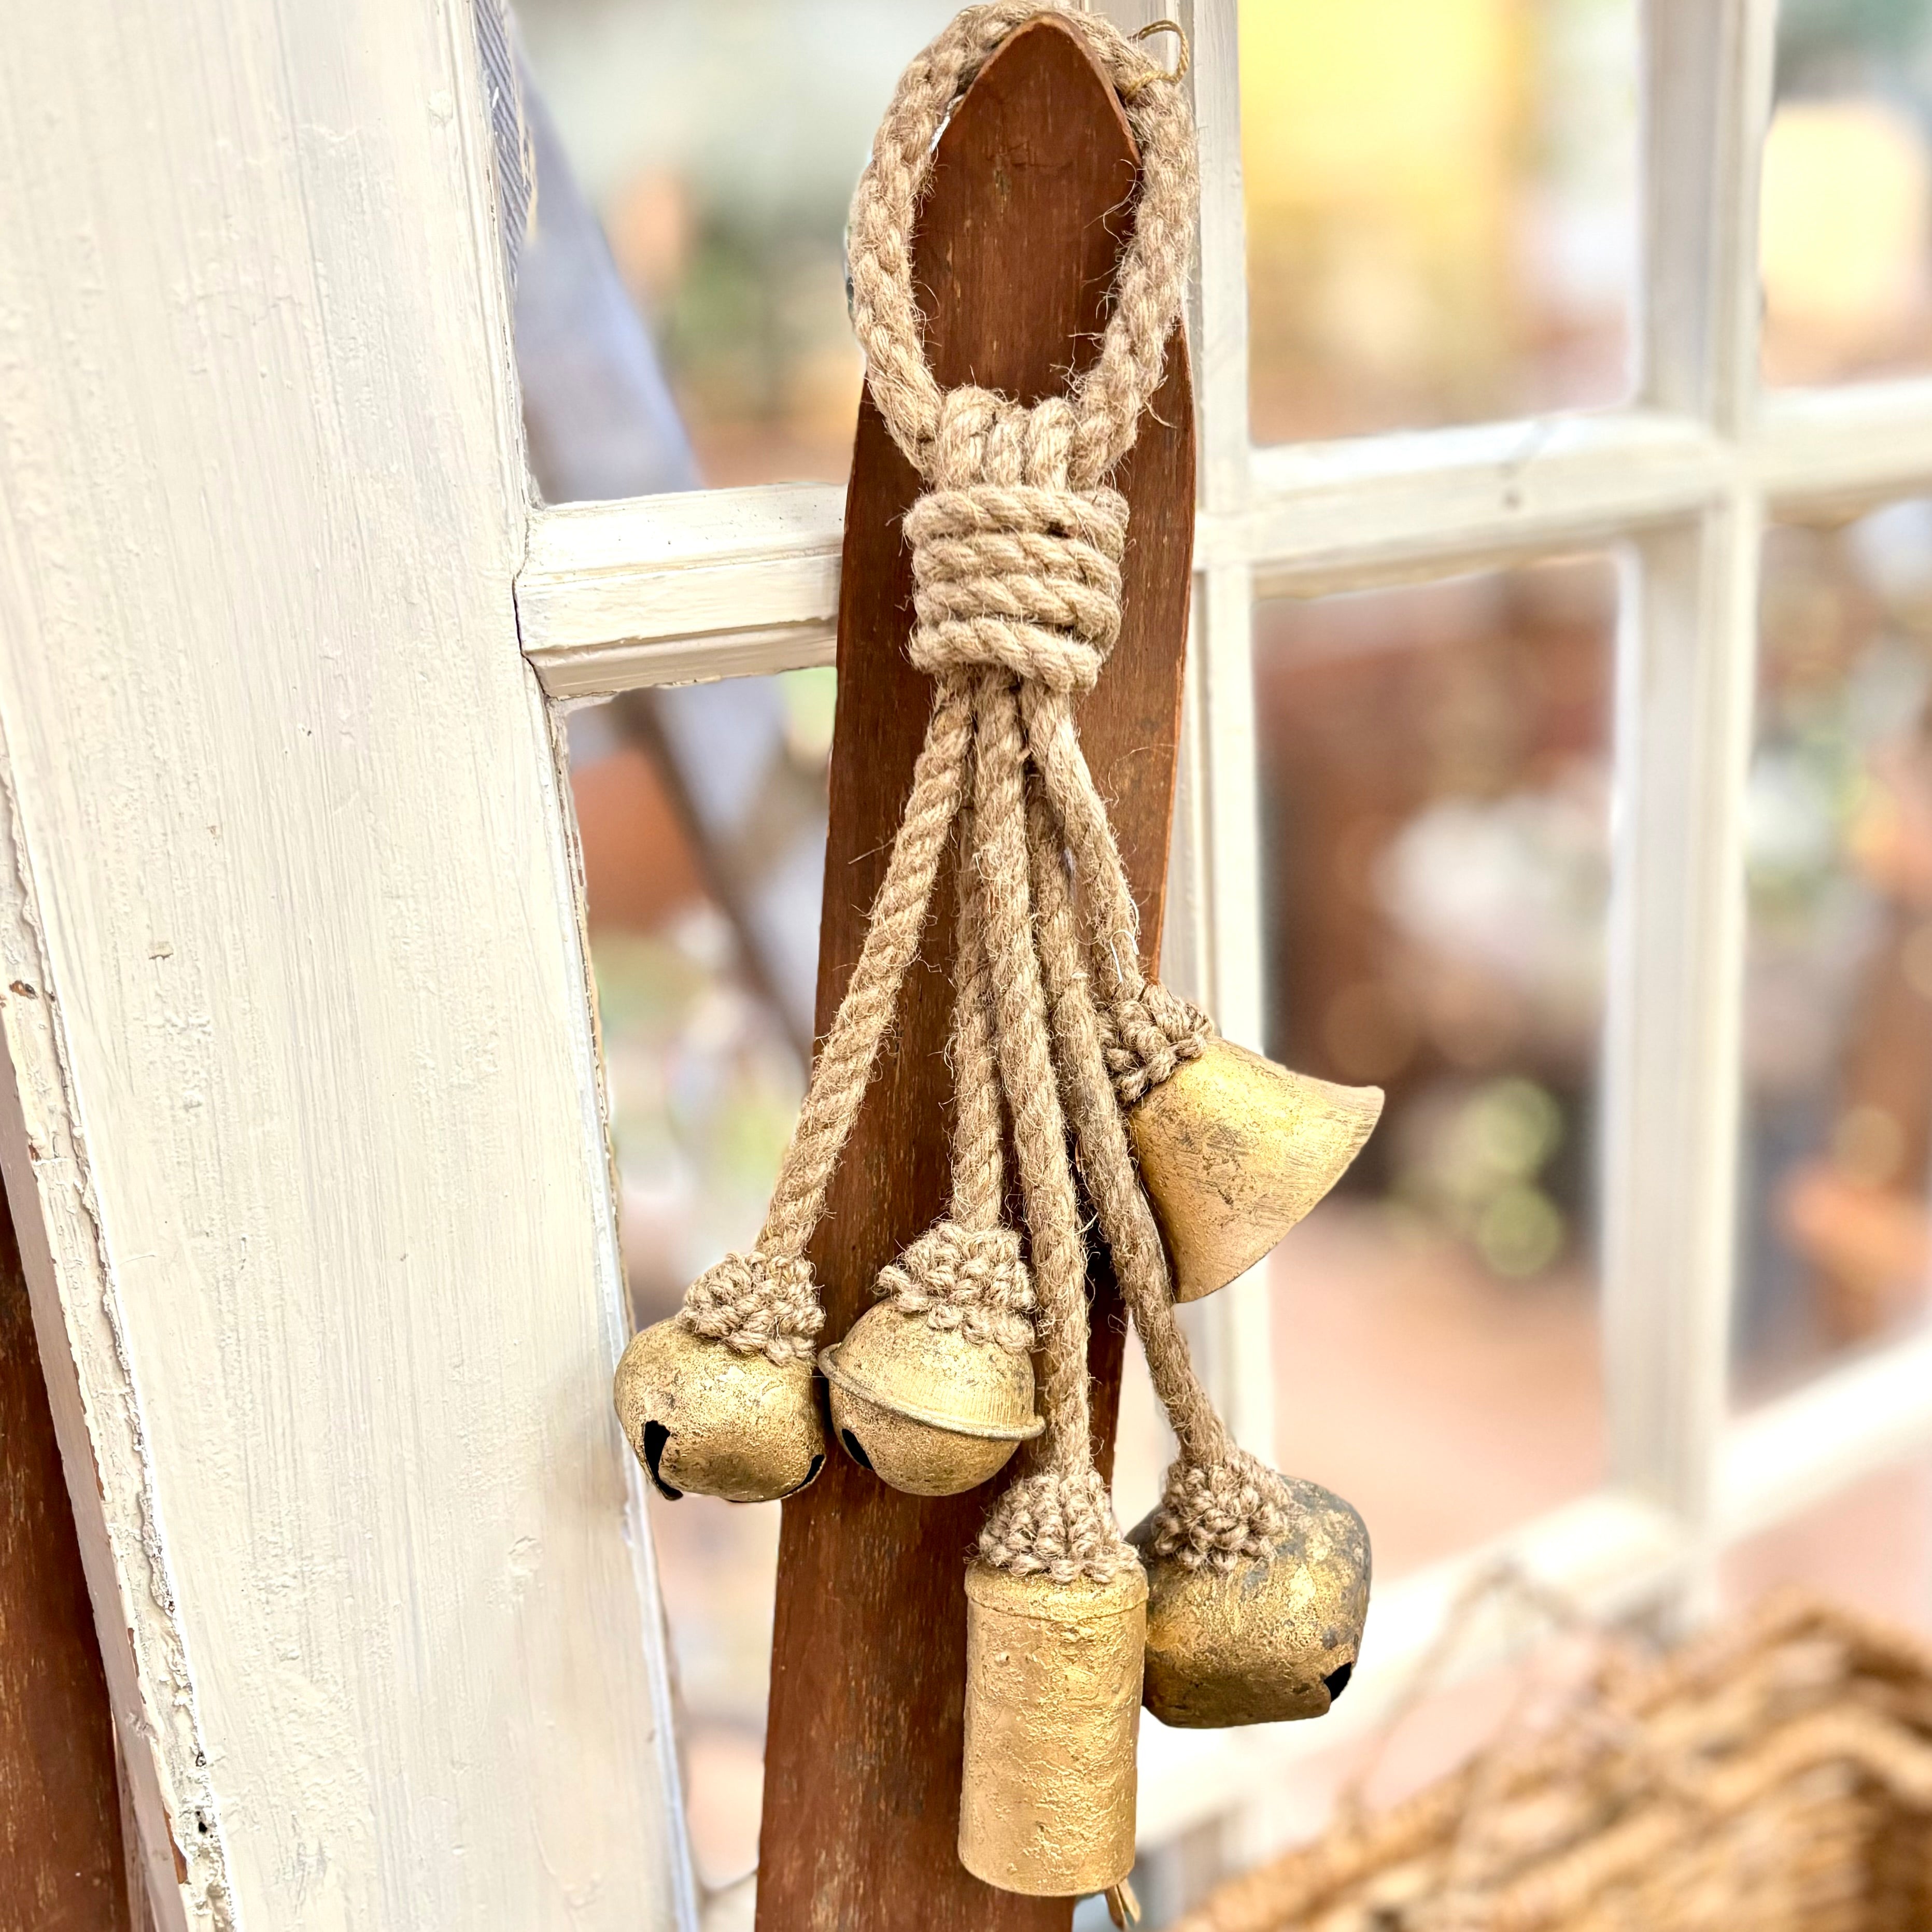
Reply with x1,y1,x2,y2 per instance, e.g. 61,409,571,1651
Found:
1723,1455,1932,1635
1242,0,1638,444
1251,557,1616,1579
569,674,829,1889
1737,504,1932,1404
1763,3,1932,387
516,1,957,490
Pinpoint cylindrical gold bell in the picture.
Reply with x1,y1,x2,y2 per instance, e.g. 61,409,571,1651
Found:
958,1560,1147,1897
819,1304,1043,1497
612,1317,824,1504
1128,1477,1370,1727
1127,1037,1383,1303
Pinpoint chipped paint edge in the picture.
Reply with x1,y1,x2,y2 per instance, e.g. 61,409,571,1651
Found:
0,713,232,1932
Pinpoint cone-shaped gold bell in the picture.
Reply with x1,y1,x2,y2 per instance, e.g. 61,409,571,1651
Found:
819,1304,1042,1497
1128,1477,1369,1727
1127,1038,1383,1303
958,1560,1147,1897
613,1317,824,1504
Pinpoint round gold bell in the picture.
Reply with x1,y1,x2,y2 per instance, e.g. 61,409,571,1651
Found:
1127,1037,1384,1303
612,1317,824,1504
819,1304,1042,1497
1129,1476,1370,1727
957,1559,1147,1897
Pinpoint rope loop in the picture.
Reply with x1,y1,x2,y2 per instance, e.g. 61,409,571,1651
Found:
682,1249,823,1363
847,3,1198,490
876,1219,1037,1352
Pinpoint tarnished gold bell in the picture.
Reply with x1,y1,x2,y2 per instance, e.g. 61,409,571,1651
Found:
1129,1037,1383,1302
958,1560,1147,1897
1129,1477,1370,1727
612,1317,824,1504
819,1304,1042,1497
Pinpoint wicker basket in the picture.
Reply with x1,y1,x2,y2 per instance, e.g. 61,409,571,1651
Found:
1172,1592,1932,1932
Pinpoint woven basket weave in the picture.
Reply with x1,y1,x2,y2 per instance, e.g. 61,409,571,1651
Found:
1172,1593,1932,1932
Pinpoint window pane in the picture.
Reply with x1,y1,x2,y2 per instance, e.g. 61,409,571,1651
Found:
1737,504,1932,1404
1723,1455,1932,1635
569,674,829,1890
517,1,956,489
1762,4,1932,387
1251,557,1616,1577
1242,0,1637,444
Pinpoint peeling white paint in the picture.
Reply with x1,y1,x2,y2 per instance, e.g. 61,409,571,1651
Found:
0,2,688,1925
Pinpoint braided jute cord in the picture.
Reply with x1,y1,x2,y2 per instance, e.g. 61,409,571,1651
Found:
1026,785,1290,1569
856,1,1213,1104
688,5,1198,1588
681,674,974,1360
848,2,1197,488
872,806,1037,1357
1021,679,1212,1105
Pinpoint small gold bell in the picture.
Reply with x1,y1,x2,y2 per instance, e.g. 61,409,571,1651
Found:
1127,1037,1383,1302
1129,1476,1370,1727
612,1317,824,1504
957,1559,1147,1897
820,1303,1042,1497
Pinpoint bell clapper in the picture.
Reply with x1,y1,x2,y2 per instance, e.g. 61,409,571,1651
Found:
1105,1877,1142,1928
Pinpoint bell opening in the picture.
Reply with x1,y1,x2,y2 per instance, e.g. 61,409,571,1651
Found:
1322,1662,1353,1702
840,1428,875,1473
798,1454,825,1492
641,1421,683,1502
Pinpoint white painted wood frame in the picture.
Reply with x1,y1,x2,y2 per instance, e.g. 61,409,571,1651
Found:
8,0,1932,1920
0,3,691,1927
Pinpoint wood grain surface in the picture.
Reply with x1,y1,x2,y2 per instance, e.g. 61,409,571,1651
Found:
0,3,689,1923
0,1202,131,1932
756,19,1195,1927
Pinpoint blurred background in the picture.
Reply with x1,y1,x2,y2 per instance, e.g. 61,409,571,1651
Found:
512,0,1932,1917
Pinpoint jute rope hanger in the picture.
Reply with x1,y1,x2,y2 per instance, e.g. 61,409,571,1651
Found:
618,7,1377,1905
672,0,1288,1581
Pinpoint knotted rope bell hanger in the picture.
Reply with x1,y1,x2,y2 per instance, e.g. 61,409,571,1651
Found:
612,0,1382,1903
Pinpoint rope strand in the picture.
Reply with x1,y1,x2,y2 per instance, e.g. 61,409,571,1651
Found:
1025,785,1291,1569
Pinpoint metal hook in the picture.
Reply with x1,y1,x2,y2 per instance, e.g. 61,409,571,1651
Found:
1121,19,1189,95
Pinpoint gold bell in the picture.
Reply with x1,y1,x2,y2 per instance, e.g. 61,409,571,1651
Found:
612,1317,823,1504
819,1303,1042,1497
1128,1037,1383,1302
958,1560,1147,1897
1129,1476,1370,1727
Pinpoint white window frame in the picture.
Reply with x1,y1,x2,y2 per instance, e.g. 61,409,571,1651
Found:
521,0,1932,1849
7,4,1932,1927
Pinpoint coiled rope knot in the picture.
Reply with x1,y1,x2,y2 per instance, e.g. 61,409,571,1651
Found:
1145,1451,1293,1574
876,1219,1036,1352
1100,977,1213,1106
905,388,1128,694
682,1248,823,1363
978,1466,1136,1584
